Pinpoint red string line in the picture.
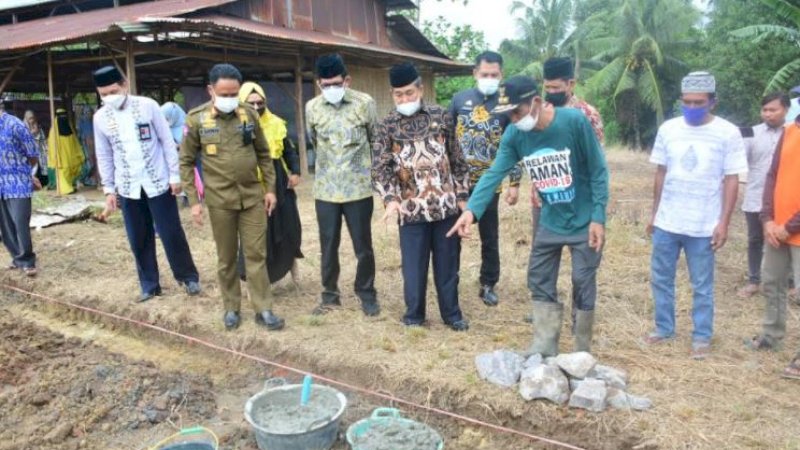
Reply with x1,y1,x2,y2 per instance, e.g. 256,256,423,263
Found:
2,283,585,450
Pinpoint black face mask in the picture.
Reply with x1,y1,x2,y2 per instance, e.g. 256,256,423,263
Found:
545,92,569,107
256,107,266,116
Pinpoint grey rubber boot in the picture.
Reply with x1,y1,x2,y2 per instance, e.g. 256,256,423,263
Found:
528,301,564,357
574,309,595,353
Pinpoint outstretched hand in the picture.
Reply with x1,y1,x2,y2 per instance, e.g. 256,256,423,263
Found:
447,210,475,239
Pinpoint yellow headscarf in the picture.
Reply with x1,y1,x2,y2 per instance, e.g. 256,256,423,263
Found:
238,82,287,160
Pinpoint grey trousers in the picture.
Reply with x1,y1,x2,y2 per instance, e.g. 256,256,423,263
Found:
0,197,35,268
762,243,800,344
528,226,603,311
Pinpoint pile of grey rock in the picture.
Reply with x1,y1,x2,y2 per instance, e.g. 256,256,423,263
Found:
474,350,652,412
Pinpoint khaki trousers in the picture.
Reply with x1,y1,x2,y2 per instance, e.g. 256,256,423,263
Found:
208,205,272,313
762,243,800,345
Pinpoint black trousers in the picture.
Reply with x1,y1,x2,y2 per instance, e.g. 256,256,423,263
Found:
477,192,500,286
315,197,376,303
399,215,463,324
120,190,199,294
745,211,764,285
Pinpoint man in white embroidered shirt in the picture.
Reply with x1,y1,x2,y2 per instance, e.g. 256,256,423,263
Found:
92,66,201,302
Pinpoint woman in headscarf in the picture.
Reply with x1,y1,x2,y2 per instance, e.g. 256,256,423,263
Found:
237,81,303,283
46,108,85,195
23,110,49,188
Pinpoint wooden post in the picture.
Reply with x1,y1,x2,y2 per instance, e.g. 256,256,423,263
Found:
294,56,308,176
0,58,24,95
126,35,137,95
47,50,62,195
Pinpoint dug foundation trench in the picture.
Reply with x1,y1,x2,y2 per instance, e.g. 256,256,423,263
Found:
0,277,643,450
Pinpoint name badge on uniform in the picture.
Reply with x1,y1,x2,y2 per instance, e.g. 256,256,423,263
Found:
199,127,220,137
137,123,152,141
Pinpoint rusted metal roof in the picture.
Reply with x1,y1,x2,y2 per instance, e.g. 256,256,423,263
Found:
171,14,467,70
386,14,447,59
0,0,236,51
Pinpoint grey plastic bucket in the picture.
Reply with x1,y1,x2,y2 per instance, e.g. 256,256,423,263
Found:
346,408,444,450
160,444,215,450
244,379,347,450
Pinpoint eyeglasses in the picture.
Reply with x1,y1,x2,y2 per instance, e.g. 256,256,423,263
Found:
319,82,345,89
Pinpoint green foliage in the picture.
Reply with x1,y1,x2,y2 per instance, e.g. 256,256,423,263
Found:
420,16,488,105
727,0,800,107
701,0,798,125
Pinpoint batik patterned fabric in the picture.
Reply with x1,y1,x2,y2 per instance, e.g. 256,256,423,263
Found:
449,88,521,187
305,88,377,203
372,103,470,225
568,95,605,144
0,112,38,198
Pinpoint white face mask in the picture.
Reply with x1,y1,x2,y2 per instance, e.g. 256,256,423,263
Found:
102,94,126,109
477,78,500,96
514,105,540,132
322,86,346,105
396,99,421,117
214,96,239,114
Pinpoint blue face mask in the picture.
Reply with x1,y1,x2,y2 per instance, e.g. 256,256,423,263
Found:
682,104,710,126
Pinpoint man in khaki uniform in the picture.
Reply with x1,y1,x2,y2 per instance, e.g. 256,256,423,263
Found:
181,63,284,331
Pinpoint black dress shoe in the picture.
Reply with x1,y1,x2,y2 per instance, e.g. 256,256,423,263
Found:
311,298,342,316
479,285,499,306
361,301,381,317
138,288,162,303
255,311,285,331
184,281,201,296
402,318,425,327
447,319,470,332
224,311,241,330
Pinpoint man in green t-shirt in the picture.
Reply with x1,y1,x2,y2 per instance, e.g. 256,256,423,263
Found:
448,76,609,356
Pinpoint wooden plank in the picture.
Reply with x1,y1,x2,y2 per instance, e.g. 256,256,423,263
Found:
364,0,377,44
349,0,369,43
47,50,62,195
126,35,137,95
294,56,308,177
331,0,350,35
311,0,332,34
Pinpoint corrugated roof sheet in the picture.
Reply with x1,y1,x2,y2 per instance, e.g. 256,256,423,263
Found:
170,14,466,69
0,0,236,51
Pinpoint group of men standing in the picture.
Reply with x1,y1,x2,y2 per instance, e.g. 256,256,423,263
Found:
1,47,798,379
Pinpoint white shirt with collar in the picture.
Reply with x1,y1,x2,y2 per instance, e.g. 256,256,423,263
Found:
93,95,180,200
742,122,784,213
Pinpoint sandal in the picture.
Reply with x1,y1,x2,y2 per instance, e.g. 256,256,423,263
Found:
744,335,778,351
643,332,674,345
691,341,711,360
781,356,800,380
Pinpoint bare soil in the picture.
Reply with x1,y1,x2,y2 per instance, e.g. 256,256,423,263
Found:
1,149,798,449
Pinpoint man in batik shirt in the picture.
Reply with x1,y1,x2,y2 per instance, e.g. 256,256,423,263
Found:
373,62,471,332
449,50,521,307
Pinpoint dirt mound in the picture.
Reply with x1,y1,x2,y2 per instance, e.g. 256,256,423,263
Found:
0,316,217,450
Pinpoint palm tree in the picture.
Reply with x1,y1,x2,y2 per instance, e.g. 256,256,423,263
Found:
731,0,800,93
500,0,575,78
579,0,699,149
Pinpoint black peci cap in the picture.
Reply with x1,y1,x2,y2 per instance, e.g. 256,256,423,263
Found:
389,62,420,88
492,75,539,114
543,57,574,80
93,65,124,87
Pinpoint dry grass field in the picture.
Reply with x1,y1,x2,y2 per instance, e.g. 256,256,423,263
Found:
2,148,799,449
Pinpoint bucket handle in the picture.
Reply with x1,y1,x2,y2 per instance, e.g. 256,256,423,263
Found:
306,416,333,432
371,408,401,420
262,377,288,391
